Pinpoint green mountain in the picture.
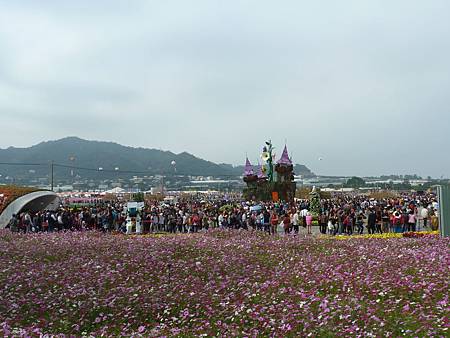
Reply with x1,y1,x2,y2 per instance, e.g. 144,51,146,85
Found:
0,137,313,182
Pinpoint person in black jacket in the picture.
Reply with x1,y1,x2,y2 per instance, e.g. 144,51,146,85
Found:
48,211,57,232
367,209,377,234
356,212,365,235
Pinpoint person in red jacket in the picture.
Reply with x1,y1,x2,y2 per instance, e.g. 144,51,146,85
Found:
270,211,279,235
191,213,200,233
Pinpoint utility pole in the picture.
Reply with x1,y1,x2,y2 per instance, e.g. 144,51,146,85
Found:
50,160,54,191
437,185,450,237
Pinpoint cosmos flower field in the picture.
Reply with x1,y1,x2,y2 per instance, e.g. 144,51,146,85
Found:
0,230,448,337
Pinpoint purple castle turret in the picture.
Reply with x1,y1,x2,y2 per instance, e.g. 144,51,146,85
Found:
277,145,293,166
243,157,254,176
243,157,258,184
275,145,294,182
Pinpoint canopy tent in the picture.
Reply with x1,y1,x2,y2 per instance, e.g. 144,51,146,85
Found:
105,187,126,194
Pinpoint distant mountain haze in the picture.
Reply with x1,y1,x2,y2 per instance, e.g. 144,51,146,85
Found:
0,137,313,181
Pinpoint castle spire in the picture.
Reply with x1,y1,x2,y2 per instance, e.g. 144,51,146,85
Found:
243,157,254,176
277,145,292,165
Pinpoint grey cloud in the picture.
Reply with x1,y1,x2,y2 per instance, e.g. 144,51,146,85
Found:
0,0,449,177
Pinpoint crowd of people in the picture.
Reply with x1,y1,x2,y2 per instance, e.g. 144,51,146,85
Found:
0,194,6,211
5,191,440,236
314,192,439,235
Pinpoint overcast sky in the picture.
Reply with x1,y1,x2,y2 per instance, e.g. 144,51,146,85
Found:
0,1,449,177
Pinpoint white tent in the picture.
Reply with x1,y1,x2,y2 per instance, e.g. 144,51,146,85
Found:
105,187,126,194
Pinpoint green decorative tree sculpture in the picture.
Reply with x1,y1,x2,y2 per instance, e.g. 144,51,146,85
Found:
309,186,321,217
261,141,274,182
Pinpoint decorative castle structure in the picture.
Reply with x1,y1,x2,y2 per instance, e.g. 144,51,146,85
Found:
243,158,257,184
275,145,294,183
243,141,296,202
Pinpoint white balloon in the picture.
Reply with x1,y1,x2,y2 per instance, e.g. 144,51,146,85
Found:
171,161,176,166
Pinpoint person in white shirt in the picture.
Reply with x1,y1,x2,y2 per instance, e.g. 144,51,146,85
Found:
299,208,308,228
420,207,429,228
241,212,247,225
24,212,33,233
183,213,189,232
218,213,225,228
292,211,299,234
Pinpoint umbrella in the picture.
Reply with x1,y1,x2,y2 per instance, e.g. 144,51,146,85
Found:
250,205,262,212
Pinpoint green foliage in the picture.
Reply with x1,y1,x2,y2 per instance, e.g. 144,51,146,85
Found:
219,204,234,213
132,192,145,202
344,176,366,188
295,187,311,199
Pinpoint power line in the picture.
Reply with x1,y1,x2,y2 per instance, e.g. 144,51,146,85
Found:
54,163,241,177
0,162,46,166
54,163,139,173
0,162,241,178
